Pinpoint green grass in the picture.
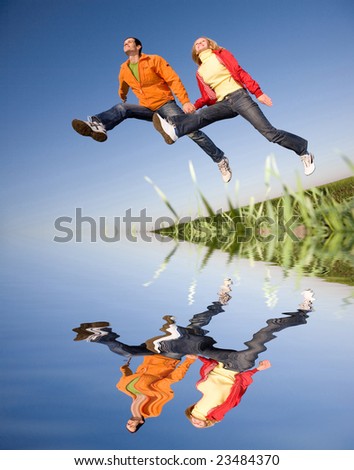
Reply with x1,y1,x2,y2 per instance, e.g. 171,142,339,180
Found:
146,156,354,285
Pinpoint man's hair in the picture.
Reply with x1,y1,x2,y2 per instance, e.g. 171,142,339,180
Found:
125,37,143,56
191,37,222,65
126,417,145,433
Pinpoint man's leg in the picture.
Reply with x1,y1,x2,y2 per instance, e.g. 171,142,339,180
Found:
72,322,152,357
158,101,226,163
157,100,233,181
95,103,153,130
72,103,153,141
185,278,233,334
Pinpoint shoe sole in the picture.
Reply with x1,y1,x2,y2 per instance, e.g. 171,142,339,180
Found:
72,119,107,142
303,155,315,176
223,172,232,183
218,158,232,183
305,164,315,176
152,114,174,145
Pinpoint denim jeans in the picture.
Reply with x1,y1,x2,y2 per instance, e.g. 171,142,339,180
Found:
201,313,307,372
95,100,224,162
169,89,308,157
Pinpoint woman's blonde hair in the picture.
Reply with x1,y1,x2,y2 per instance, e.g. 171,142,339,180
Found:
191,37,222,65
185,405,217,428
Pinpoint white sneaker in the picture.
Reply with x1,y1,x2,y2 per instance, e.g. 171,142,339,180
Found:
72,117,107,142
298,289,315,312
218,278,233,304
217,156,232,183
152,113,178,144
301,153,315,176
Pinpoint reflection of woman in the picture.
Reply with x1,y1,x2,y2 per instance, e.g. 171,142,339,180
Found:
185,359,270,428
153,37,315,178
183,298,313,428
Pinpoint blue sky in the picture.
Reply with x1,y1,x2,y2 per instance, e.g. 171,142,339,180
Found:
1,0,354,237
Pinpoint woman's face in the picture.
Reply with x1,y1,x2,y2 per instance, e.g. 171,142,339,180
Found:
190,415,208,428
194,37,210,55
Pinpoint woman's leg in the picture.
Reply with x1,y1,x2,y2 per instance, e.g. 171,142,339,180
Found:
228,89,308,156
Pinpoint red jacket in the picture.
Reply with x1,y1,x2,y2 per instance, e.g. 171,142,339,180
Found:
194,49,263,109
196,356,258,422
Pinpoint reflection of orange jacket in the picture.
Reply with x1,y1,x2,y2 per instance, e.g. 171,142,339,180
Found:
118,54,190,111
117,355,195,418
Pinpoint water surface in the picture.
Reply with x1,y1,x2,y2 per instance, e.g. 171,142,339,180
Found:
1,236,353,450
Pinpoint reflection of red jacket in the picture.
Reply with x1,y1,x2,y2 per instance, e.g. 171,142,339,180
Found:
197,356,258,422
194,49,263,109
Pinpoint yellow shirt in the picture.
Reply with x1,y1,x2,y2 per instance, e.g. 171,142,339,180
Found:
192,362,238,420
198,49,242,101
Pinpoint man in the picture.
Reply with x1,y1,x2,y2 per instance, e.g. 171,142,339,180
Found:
72,37,232,182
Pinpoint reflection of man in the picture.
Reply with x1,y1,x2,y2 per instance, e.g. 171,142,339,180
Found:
72,278,233,432
118,354,196,433
184,290,315,428
72,37,231,182
72,322,195,433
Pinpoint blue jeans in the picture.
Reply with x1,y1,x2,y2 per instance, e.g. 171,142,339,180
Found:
94,100,224,162
169,89,308,157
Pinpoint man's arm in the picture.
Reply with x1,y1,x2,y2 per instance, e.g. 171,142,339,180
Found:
118,65,130,102
168,355,197,382
153,55,195,112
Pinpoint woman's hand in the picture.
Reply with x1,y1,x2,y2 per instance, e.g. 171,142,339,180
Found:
257,360,271,371
257,94,273,107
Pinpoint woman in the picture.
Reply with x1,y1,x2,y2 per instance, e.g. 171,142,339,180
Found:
153,37,315,178
183,289,315,428
185,359,271,428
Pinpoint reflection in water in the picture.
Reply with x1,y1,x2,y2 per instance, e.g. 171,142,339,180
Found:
156,228,354,287
72,281,315,432
185,290,315,429
119,354,195,433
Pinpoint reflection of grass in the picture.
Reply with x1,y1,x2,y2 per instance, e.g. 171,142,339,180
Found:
147,156,354,285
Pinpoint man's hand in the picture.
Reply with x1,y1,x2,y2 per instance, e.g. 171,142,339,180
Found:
257,360,271,371
257,93,273,107
182,102,196,114
186,355,198,360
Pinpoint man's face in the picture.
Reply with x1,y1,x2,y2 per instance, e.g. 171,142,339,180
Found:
123,38,140,55
126,417,144,432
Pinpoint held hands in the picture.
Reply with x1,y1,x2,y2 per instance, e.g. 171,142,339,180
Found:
257,360,271,371
182,102,196,114
186,354,198,360
257,94,273,107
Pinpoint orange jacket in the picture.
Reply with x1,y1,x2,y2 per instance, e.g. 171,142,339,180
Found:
117,354,196,418
118,54,190,111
